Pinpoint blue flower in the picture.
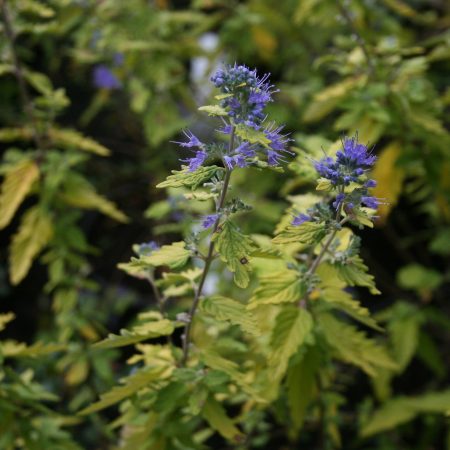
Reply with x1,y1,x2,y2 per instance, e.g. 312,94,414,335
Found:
314,136,376,186
93,65,121,89
202,214,219,229
292,213,311,226
137,241,159,256
182,150,207,172
211,64,276,129
174,130,204,148
361,196,379,209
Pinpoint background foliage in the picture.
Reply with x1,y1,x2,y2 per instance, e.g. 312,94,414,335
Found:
0,0,449,449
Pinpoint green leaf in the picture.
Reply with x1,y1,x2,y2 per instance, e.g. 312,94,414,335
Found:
198,105,228,116
9,207,53,285
269,306,313,381
1,340,65,358
361,390,450,437
287,346,320,436
397,264,443,292
319,313,396,377
333,255,380,295
235,123,271,146
272,221,326,245
93,318,175,349
141,241,191,269
212,220,254,288
320,286,382,331
156,165,224,190
61,174,129,223
0,159,40,230
202,396,245,443
248,269,304,309
200,296,260,335
78,365,170,415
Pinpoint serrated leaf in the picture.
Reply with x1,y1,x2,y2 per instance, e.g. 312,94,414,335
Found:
61,174,128,223
316,177,332,191
287,346,320,436
235,124,270,146
212,220,255,288
361,390,450,437
156,165,224,190
200,296,260,335
319,313,396,377
198,105,228,116
248,270,304,309
269,306,313,381
141,241,191,269
49,128,110,156
93,319,174,349
334,255,380,294
272,221,326,245
316,265,382,331
78,365,171,415
202,396,245,443
9,207,53,285
0,159,39,229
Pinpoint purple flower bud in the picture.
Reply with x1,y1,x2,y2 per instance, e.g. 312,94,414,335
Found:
366,179,377,188
93,65,121,89
361,196,379,209
292,213,311,226
202,214,219,229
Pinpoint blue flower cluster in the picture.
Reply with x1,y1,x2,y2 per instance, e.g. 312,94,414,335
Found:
211,64,275,129
314,137,376,187
175,64,291,172
292,136,379,226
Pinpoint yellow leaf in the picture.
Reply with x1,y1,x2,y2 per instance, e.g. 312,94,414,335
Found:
0,159,39,229
303,76,366,123
65,359,89,386
371,141,404,224
0,312,15,332
251,26,277,60
9,207,53,285
349,116,385,144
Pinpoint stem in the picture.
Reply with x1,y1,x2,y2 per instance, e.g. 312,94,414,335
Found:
335,0,375,75
0,0,45,150
180,127,235,366
299,201,349,307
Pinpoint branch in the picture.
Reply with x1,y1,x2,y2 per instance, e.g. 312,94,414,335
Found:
180,126,235,366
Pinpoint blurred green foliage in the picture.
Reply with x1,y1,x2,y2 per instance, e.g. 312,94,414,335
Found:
0,0,449,449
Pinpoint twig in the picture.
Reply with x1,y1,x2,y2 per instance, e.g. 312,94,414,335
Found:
0,0,45,150
335,0,376,74
181,126,235,366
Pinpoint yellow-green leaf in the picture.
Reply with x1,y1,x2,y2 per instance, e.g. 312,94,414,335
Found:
235,124,271,147
200,296,260,335
269,306,313,381
61,175,128,223
272,221,326,245
157,165,224,190
213,220,254,288
248,270,304,309
78,365,171,415
141,241,191,269
202,396,245,443
93,318,175,349
9,207,53,285
319,313,396,377
198,105,228,116
0,159,39,229
0,312,15,332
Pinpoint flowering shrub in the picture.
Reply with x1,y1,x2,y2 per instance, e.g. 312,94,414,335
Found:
77,64,403,447
1,1,449,449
